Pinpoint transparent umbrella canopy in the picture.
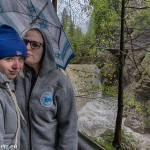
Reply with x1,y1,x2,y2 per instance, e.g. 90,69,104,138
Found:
0,0,75,70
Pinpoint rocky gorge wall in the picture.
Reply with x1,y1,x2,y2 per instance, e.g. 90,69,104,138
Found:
98,49,150,134
123,49,150,134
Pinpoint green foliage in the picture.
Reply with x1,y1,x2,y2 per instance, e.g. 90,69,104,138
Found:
88,129,138,150
61,8,86,61
102,86,118,97
146,104,150,114
126,1,150,35
60,0,122,62
123,93,144,115
61,8,69,31
86,0,121,53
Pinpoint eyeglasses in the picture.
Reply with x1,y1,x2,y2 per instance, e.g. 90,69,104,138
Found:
23,39,44,50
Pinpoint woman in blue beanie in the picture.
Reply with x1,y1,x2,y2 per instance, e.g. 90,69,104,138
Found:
15,28,78,150
0,24,27,150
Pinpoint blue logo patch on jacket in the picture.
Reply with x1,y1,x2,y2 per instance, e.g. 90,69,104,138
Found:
40,92,53,107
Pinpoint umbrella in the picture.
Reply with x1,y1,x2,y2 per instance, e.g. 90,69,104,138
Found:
0,0,75,70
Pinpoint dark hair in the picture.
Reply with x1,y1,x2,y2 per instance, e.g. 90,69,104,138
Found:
28,28,44,44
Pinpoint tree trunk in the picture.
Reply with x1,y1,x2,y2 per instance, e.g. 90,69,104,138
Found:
112,0,125,149
52,0,57,12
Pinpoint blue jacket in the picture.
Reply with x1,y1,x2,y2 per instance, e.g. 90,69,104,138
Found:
15,29,78,150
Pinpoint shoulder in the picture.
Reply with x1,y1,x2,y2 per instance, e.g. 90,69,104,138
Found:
52,69,73,86
0,88,8,97
44,69,74,92
0,89,7,106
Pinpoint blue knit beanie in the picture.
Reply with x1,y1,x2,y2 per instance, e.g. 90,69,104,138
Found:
0,24,26,59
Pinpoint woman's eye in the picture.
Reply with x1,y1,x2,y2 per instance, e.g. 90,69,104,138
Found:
32,42,39,47
18,57,25,62
5,57,13,61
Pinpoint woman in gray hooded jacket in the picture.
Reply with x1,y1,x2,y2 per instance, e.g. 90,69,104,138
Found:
15,28,78,150
0,24,27,150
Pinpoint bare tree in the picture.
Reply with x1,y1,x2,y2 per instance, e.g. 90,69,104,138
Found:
112,0,125,148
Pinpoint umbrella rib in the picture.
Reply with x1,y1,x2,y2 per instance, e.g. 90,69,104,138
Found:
20,2,49,34
39,18,60,29
5,0,35,15
15,0,39,20
29,2,48,25
37,19,61,44
15,0,28,14
38,23,59,42
29,0,40,16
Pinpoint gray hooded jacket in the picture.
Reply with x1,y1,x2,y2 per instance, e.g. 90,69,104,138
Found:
15,29,78,150
0,73,20,150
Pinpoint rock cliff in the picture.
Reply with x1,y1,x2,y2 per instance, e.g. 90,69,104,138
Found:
98,48,150,134
123,49,150,133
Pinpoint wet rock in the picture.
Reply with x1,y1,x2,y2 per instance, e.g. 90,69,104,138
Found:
124,114,150,133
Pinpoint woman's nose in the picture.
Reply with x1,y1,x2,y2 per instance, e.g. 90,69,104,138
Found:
12,61,20,69
26,42,31,50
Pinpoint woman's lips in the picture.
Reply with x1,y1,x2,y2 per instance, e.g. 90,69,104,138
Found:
9,71,19,75
27,53,32,57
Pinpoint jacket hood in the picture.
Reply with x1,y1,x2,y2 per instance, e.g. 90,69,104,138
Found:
0,72,11,84
0,72,15,90
34,28,57,77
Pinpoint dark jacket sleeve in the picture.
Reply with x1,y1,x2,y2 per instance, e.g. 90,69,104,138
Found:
57,83,78,150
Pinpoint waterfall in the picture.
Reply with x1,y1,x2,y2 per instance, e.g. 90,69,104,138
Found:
64,64,150,150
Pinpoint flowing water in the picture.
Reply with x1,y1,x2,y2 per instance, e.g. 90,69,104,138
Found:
77,97,150,149
78,97,117,137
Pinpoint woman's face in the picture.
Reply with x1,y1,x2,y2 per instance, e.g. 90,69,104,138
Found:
23,30,44,70
0,56,24,79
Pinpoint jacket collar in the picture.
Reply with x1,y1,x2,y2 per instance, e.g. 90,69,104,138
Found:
0,72,15,91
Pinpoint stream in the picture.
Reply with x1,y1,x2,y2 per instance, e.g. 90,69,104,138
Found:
77,97,150,149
